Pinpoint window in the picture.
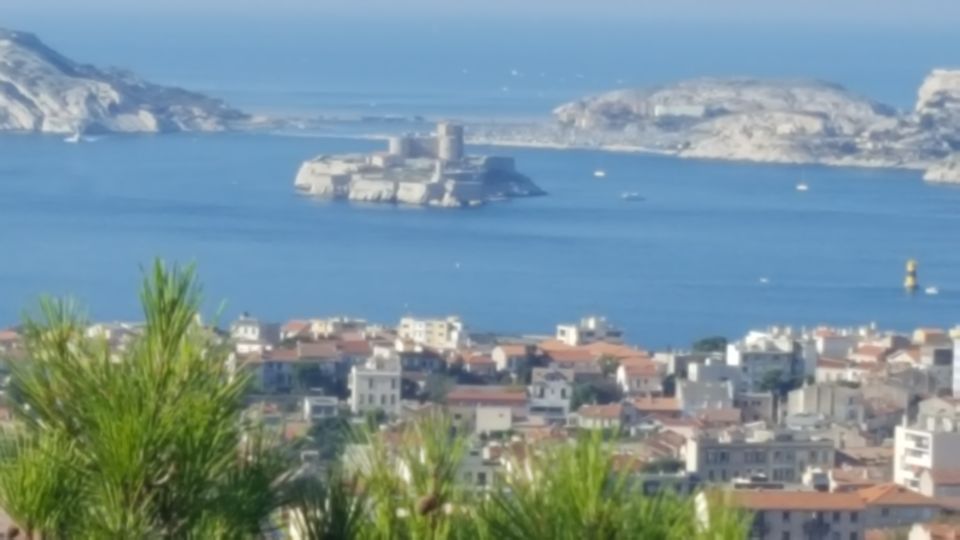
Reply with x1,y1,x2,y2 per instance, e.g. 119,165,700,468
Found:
391,379,397,390
708,470,715,482
850,512,858,523
782,532,790,540
850,534,858,540
390,395,396,405
380,395,386,405
881,508,889,517
477,472,487,486
782,511,790,521
368,379,374,389
832,511,840,523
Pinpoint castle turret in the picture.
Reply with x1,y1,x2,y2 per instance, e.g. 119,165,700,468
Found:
388,135,412,158
904,259,919,292
436,121,464,162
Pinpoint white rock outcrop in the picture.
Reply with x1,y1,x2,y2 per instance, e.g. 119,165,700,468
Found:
532,72,960,175
924,155,960,184
0,28,248,134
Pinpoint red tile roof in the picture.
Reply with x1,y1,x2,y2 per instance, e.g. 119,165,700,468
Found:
497,344,531,357
446,386,528,406
631,396,680,413
732,490,865,511
338,340,372,356
577,403,623,419
857,483,938,507
297,342,340,360
264,348,298,362
548,348,596,364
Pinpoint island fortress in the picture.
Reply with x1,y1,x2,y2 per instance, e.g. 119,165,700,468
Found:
294,121,545,207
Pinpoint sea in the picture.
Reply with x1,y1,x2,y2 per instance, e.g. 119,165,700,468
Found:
1,15,959,347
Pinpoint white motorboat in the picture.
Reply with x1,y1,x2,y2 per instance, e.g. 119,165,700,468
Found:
796,182,809,192
621,192,645,202
593,169,607,178
925,286,940,296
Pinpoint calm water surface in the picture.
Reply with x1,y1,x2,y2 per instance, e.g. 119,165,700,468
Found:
1,133,958,347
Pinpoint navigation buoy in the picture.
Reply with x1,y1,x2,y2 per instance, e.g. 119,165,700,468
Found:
905,259,919,292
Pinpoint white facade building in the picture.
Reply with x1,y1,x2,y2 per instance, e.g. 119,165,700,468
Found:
398,316,466,351
527,366,573,420
555,316,622,346
894,397,960,491
726,331,811,393
685,429,834,484
676,380,734,413
348,350,402,417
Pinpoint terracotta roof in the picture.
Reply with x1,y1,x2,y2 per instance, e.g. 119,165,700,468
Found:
298,342,340,360
338,340,372,356
281,319,310,335
536,339,571,353
582,341,648,359
465,354,495,366
497,344,531,357
887,347,921,364
857,483,938,507
696,407,742,424
731,490,865,511
578,403,623,419
928,469,960,486
818,357,849,369
446,385,528,406
0,329,20,342
621,361,660,377
631,396,680,413
548,348,596,363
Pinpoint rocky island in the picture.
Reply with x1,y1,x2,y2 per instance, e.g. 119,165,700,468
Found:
473,70,960,184
0,28,250,134
294,122,545,207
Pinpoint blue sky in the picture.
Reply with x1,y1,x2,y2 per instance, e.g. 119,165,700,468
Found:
4,0,960,24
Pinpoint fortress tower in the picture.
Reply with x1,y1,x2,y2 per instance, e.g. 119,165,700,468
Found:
436,121,464,162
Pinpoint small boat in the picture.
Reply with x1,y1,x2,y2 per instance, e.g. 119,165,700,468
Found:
593,169,607,178
64,130,82,143
758,277,770,285
925,286,940,296
621,192,645,202
796,182,809,192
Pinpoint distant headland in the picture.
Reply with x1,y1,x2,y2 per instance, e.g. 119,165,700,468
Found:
0,28,255,134
472,71,960,184
294,121,545,208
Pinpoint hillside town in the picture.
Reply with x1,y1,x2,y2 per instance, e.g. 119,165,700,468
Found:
3,314,960,539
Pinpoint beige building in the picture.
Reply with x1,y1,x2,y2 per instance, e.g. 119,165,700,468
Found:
398,316,466,351
685,430,834,484
555,316,622,346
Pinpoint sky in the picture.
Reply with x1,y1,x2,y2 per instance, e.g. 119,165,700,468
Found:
4,0,960,25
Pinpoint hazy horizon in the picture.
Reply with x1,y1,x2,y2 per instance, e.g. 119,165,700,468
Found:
4,0,960,25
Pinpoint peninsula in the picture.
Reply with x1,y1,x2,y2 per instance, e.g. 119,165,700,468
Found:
0,28,250,134
472,70,960,184
294,122,545,207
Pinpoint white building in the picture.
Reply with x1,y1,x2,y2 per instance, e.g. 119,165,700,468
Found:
786,383,864,425
726,331,812,393
676,380,734,413
527,366,573,420
348,349,402,417
685,429,834,484
555,316,622,347
302,396,339,422
230,313,279,355
894,396,960,491
398,316,466,351
953,337,960,397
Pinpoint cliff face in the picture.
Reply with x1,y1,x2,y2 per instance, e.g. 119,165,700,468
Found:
0,28,248,134
547,72,960,177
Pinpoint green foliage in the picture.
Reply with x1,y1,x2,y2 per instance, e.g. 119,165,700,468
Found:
641,457,685,474
692,336,728,353
0,261,286,538
478,432,749,540
599,355,621,377
757,369,803,398
570,380,623,410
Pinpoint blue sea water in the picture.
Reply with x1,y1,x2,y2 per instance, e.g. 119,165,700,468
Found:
1,15,960,346
1,133,959,347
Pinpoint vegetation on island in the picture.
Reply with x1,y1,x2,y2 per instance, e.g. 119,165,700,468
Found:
0,261,749,539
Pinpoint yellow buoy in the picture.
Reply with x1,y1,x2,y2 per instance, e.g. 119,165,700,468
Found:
904,259,919,291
